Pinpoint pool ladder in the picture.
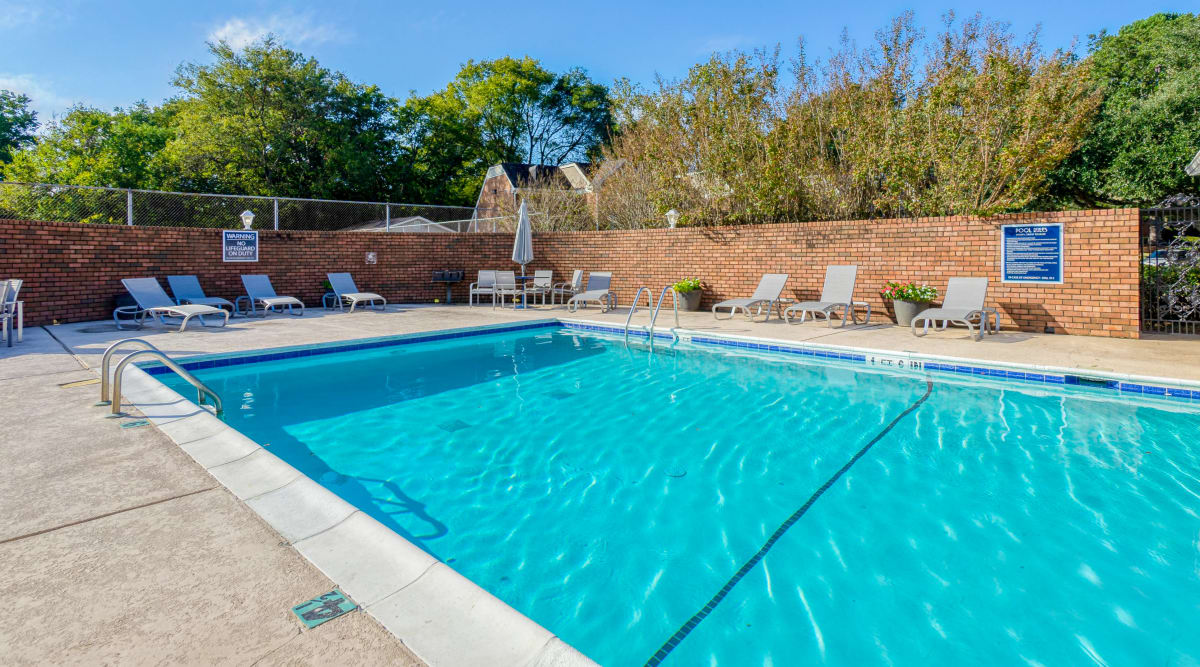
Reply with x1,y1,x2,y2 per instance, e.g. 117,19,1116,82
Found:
98,338,223,416
623,286,681,345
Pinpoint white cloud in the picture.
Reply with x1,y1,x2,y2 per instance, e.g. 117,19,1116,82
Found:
208,11,345,49
0,1,43,29
0,73,76,123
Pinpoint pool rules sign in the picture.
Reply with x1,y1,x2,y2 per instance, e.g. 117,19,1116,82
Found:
222,230,259,262
1001,223,1062,284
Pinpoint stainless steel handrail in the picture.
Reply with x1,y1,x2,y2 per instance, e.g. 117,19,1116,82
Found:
110,349,222,416
623,287,654,342
99,338,161,403
650,286,681,341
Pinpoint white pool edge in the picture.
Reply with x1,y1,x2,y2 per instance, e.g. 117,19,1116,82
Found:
114,364,598,667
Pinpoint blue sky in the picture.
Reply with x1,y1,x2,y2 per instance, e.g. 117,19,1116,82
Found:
0,1,1191,124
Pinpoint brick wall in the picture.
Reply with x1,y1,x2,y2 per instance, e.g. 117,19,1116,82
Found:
0,208,1141,337
0,222,515,326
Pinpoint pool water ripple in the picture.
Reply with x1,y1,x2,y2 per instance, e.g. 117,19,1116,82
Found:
160,329,1200,666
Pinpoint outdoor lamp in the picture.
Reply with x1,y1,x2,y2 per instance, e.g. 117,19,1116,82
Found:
240,210,255,230
666,209,679,229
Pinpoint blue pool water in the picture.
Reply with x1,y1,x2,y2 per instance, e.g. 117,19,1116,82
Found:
161,328,1200,665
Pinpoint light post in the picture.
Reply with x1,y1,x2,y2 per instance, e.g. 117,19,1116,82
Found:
665,209,679,229
240,210,255,230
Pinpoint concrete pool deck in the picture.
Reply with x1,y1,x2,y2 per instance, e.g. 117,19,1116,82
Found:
0,327,426,665
3,303,1200,664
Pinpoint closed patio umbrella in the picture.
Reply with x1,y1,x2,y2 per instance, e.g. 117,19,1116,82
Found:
512,199,534,274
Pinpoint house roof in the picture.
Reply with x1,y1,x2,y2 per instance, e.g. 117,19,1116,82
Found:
484,162,603,190
484,163,572,189
343,215,456,232
559,162,596,189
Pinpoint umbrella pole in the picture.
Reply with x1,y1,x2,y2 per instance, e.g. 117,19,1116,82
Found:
520,263,527,308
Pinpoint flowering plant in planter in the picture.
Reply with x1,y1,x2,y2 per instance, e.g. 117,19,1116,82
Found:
671,278,704,311
881,281,937,303
881,281,936,325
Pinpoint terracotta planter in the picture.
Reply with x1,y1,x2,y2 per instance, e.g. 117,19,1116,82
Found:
676,289,702,311
891,299,929,326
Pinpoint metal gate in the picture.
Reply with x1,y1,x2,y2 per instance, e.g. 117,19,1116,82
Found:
1140,206,1200,334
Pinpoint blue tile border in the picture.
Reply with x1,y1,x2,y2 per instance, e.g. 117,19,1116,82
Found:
684,334,868,363
142,318,1200,405
141,320,560,375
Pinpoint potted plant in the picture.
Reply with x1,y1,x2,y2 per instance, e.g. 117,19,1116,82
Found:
881,281,937,325
672,278,704,311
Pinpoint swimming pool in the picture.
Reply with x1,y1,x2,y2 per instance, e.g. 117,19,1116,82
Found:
158,325,1200,665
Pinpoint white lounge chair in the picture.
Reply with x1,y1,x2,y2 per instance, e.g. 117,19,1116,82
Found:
525,270,553,305
1,279,20,346
327,272,387,312
784,265,871,327
237,274,305,317
911,277,994,341
469,271,496,306
0,281,11,348
493,271,522,308
566,272,615,313
551,269,583,305
115,278,230,332
167,275,236,313
712,273,791,321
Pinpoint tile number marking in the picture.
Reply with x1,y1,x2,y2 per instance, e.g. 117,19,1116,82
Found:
867,354,924,371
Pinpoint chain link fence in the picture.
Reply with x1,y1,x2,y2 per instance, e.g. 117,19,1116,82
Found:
0,181,490,232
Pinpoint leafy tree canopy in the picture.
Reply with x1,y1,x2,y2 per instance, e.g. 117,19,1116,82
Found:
604,13,1100,225
1043,12,1200,207
3,102,174,188
0,90,37,164
165,38,401,200
396,56,612,204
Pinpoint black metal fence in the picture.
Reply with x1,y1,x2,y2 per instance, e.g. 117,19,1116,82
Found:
1140,206,1200,334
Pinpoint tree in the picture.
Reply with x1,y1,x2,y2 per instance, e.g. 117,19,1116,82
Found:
2,103,174,187
165,37,400,200
0,90,37,165
1042,13,1200,207
602,13,1099,225
397,56,612,205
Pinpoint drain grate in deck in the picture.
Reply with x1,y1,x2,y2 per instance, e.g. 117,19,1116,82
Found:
292,589,357,629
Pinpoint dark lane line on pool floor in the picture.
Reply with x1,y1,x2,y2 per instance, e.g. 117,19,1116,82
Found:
644,377,936,666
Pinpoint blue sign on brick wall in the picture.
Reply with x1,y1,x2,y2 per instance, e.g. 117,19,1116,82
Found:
1001,223,1063,284
222,230,259,262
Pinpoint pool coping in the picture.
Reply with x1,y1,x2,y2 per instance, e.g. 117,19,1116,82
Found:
120,316,1200,665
